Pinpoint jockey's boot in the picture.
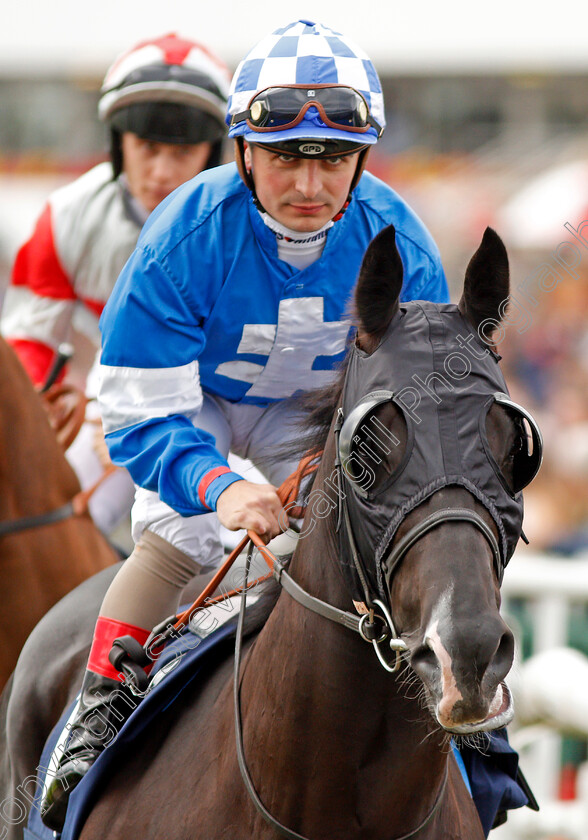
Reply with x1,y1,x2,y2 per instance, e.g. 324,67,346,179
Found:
40,668,139,830
40,668,139,831
40,616,152,832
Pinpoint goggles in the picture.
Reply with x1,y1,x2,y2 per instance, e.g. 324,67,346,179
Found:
231,84,383,137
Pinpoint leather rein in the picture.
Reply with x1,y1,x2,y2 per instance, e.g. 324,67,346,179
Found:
0,500,78,539
0,466,117,539
0,380,116,538
238,450,500,838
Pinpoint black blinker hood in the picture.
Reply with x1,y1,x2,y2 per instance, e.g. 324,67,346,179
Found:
338,301,526,602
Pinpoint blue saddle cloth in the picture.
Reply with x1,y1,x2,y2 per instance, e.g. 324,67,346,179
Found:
26,619,530,840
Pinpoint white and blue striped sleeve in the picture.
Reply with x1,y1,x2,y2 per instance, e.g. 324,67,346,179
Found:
98,244,242,515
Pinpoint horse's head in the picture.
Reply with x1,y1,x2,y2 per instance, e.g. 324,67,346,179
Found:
336,225,542,734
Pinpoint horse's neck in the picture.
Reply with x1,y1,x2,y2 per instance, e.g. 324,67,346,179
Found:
240,454,449,834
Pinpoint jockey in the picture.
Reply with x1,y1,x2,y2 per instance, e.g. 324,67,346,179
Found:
40,20,449,831
0,33,230,537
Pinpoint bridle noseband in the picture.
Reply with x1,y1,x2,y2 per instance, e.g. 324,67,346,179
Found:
383,506,503,585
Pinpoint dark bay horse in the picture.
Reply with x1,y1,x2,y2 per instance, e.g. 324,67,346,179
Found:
2,226,540,839
0,336,119,689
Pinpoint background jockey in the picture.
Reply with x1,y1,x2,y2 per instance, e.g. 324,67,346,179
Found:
40,20,449,831
0,33,230,538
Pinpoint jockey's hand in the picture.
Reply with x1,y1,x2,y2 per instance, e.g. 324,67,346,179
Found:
216,480,285,544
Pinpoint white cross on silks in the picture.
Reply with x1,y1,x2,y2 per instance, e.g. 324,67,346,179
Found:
215,297,351,399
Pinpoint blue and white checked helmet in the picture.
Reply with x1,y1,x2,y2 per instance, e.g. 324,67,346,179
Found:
227,20,385,147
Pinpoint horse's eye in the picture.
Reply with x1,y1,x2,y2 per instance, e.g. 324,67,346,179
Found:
505,421,525,463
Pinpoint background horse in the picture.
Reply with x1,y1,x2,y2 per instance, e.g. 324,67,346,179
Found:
1,226,538,839
0,336,119,689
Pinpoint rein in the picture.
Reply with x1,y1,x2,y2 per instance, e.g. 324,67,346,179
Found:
0,378,117,538
0,465,117,538
148,453,406,661
230,456,499,838
123,444,503,837
0,501,77,538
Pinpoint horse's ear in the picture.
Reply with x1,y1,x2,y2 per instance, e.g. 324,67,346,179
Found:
354,224,403,352
458,227,509,343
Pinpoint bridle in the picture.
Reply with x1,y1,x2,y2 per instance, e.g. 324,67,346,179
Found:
0,464,117,538
232,521,460,840
230,422,504,839
0,501,78,539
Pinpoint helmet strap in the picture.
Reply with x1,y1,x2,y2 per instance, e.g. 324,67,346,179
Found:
235,137,266,212
349,146,371,193
332,147,372,221
109,129,124,180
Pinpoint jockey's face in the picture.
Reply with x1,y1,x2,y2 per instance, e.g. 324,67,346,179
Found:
244,143,358,232
122,132,212,213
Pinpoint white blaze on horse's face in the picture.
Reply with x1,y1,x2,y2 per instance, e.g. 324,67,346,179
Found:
424,589,465,728
421,581,514,734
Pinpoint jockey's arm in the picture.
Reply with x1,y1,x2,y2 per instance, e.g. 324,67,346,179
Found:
2,204,76,386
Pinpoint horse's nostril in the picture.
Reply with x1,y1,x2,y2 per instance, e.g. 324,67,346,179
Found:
482,626,515,688
497,629,515,662
493,629,515,675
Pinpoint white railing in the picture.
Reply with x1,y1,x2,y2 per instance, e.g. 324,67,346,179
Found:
494,550,588,838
